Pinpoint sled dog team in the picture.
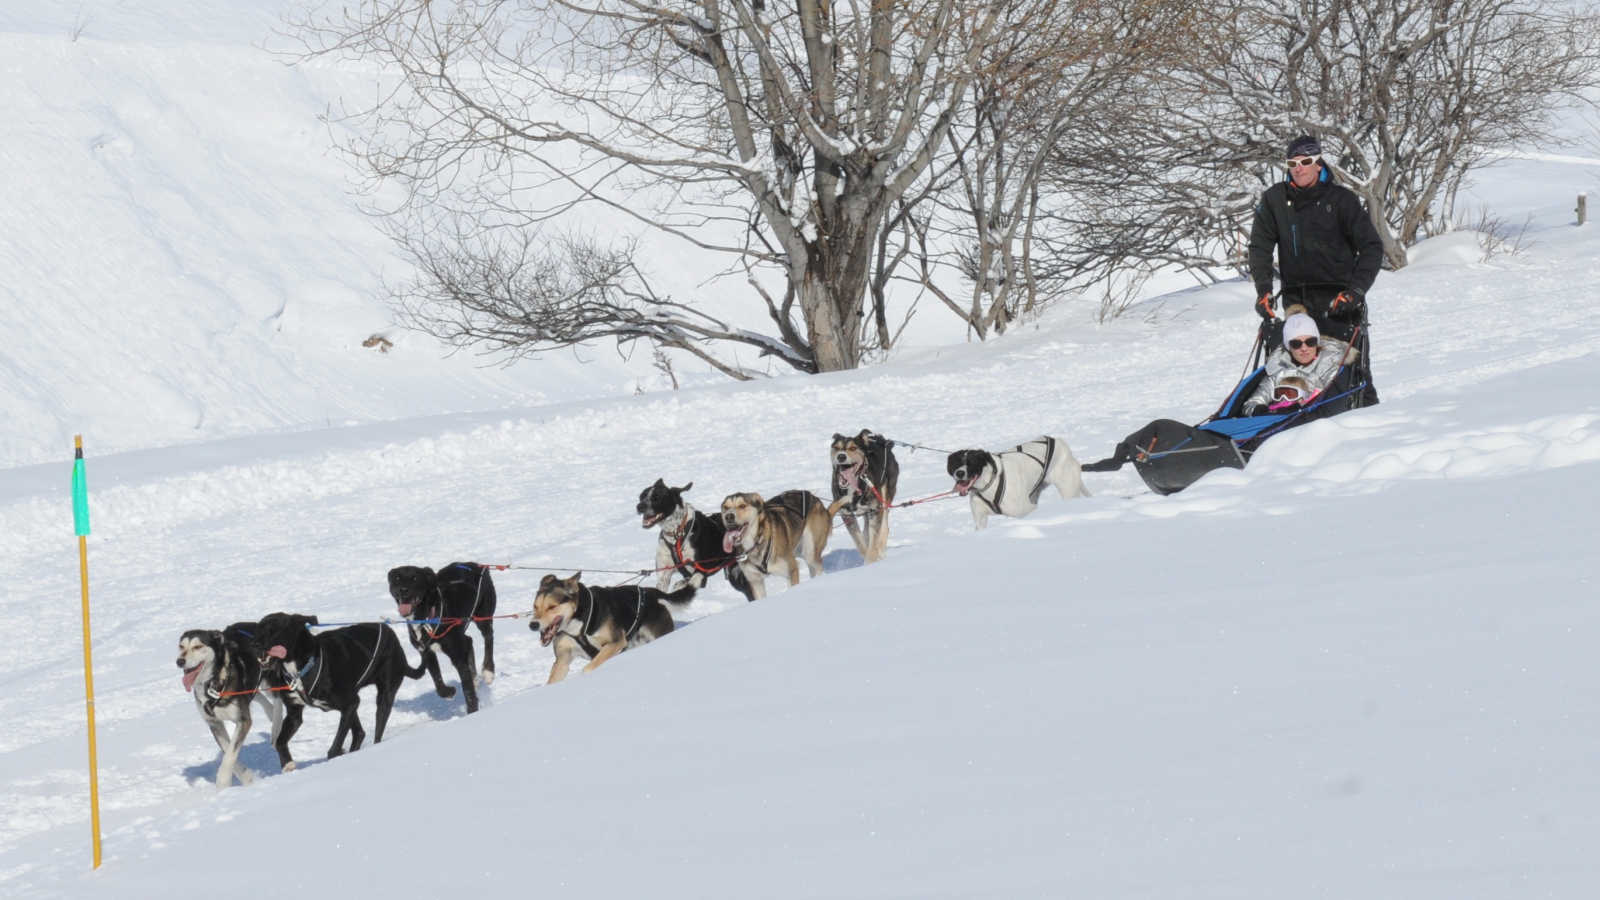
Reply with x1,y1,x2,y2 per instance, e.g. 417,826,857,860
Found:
177,429,1091,788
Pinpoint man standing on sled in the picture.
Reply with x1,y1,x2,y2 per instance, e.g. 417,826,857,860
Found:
1249,134,1384,406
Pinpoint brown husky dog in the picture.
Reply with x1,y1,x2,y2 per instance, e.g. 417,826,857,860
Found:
529,573,695,683
719,490,831,599
825,430,899,564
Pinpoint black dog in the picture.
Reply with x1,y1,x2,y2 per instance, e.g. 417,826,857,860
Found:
251,613,420,771
387,563,498,713
637,479,754,601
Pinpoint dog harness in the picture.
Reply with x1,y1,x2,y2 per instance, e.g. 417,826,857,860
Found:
835,470,890,520
968,437,1059,515
286,652,323,708
563,586,649,657
413,564,489,642
665,514,738,578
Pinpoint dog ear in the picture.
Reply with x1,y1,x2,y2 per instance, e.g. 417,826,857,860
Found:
652,477,667,489
678,482,692,493
306,615,319,627
832,433,847,443
540,573,557,587
566,572,582,589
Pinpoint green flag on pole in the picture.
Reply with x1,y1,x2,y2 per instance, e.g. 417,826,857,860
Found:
72,447,90,536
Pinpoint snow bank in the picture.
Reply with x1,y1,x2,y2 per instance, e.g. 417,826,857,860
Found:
28,428,1600,899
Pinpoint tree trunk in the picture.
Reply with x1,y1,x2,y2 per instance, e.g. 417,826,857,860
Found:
796,272,860,372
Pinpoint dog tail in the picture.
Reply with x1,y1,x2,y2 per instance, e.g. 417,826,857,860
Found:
400,653,427,680
661,584,697,607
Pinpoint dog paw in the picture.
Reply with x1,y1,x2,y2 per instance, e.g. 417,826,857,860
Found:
282,760,297,773
238,768,257,786
436,685,457,699
480,669,495,685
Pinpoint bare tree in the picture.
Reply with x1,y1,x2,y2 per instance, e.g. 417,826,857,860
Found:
895,0,1207,338
392,225,792,379
294,0,1067,373
1185,0,1600,270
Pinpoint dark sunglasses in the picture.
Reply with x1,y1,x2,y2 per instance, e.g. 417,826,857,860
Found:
1286,156,1321,169
1287,337,1319,350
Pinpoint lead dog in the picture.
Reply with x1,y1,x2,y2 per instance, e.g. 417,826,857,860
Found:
637,479,754,601
387,563,498,713
826,430,899,563
720,490,831,599
175,626,281,789
529,573,696,683
250,613,420,771
946,436,1090,530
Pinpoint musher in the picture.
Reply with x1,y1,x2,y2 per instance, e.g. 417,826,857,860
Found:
1249,134,1384,405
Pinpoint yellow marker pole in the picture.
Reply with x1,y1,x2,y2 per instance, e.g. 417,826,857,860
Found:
73,435,102,869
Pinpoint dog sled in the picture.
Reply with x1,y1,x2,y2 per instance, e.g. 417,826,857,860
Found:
1107,289,1373,496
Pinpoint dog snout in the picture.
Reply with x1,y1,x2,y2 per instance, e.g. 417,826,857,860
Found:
835,453,849,463
175,656,186,668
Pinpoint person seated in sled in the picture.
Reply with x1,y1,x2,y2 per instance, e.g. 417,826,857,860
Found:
1242,310,1356,416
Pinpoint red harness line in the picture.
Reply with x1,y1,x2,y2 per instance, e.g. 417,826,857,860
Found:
672,531,737,576
213,684,295,699
420,610,535,639
890,488,960,508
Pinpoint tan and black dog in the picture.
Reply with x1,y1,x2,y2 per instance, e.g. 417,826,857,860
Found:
826,430,899,564
529,573,696,683
720,490,831,599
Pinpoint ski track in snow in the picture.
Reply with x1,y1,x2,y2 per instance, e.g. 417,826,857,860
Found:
3,223,1600,883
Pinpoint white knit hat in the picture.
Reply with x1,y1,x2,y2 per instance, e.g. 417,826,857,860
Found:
1283,313,1319,343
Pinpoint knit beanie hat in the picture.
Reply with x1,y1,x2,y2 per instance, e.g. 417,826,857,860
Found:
1286,135,1321,158
1284,313,1319,343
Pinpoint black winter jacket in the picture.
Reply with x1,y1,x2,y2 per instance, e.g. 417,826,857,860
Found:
1248,177,1385,300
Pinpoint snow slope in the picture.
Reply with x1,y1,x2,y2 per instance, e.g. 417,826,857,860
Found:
0,2,747,470
2,197,1600,894
6,4,1600,893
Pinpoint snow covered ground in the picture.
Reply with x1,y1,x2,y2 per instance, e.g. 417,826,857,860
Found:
5,2,1600,896
3,209,1599,895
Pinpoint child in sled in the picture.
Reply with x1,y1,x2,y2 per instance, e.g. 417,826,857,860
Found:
1241,308,1358,416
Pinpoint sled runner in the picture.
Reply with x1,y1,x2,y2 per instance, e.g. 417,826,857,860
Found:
1119,292,1372,496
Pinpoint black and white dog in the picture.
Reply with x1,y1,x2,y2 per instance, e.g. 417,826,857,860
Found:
946,436,1090,530
637,479,754,601
175,626,282,790
251,613,420,771
827,430,900,563
387,563,498,713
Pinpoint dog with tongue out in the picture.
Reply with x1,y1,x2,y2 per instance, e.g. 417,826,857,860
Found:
175,627,276,790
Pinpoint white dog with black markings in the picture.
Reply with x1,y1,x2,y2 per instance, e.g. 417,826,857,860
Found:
946,436,1090,530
